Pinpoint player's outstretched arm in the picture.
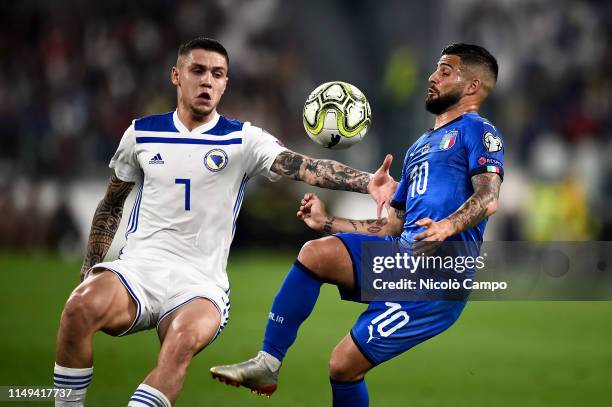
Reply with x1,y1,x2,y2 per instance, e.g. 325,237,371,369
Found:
270,150,397,217
79,172,134,280
414,172,502,242
297,193,405,237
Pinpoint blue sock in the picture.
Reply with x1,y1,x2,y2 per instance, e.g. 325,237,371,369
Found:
262,260,322,361
330,378,369,407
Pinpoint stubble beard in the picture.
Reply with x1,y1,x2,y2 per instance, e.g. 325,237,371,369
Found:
425,87,463,115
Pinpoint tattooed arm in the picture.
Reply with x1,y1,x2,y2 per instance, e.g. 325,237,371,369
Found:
271,150,371,192
271,150,398,216
297,193,405,237
413,173,501,242
79,173,134,280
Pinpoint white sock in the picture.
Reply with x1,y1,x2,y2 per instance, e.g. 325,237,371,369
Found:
260,351,282,371
53,363,93,407
128,383,171,407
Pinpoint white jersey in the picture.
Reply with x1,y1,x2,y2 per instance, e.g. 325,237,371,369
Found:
110,110,286,292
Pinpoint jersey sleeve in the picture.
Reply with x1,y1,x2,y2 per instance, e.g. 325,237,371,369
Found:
463,121,504,180
390,149,413,210
109,123,141,182
243,123,287,181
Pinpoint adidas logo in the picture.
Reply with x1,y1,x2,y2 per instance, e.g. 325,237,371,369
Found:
149,153,164,164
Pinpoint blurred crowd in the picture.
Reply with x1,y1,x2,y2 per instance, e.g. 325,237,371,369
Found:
1,0,610,253
449,0,612,241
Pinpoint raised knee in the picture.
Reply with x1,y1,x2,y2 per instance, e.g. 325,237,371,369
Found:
298,240,318,263
298,239,329,273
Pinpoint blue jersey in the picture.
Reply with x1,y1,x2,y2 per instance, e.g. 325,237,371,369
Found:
391,112,504,244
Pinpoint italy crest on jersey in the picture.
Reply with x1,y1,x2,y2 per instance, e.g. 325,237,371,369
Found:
440,130,457,150
204,149,228,172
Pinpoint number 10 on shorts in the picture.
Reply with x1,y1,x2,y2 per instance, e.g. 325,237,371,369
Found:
369,302,410,338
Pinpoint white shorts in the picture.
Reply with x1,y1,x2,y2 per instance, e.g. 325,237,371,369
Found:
85,258,230,339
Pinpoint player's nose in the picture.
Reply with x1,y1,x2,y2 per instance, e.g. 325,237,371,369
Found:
200,71,213,87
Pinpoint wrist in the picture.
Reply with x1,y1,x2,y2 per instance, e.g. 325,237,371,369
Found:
439,219,456,238
365,174,374,192
322,216,335,235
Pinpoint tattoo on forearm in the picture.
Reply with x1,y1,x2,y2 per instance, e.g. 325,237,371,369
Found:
359,218,388,234
446,173,501,234
271,150,371,193
323,216,336,235
331,214,401,236
81,175,134,274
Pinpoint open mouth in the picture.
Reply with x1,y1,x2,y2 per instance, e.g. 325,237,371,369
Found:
196,92,211,101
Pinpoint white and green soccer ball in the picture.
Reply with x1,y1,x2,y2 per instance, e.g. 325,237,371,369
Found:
302,81,371,149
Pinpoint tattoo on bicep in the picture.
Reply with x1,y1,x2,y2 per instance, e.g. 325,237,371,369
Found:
323,216,336,235
348,219,358,231
447,173,501,233
82,175,134,269
106,174,134,204
471,172,502,199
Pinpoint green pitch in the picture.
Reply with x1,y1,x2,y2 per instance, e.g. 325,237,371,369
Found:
1,252,611,406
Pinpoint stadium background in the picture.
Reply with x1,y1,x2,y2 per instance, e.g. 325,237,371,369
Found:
1,0,611,406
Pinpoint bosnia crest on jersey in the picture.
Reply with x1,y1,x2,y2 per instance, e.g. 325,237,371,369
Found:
204,149,228,172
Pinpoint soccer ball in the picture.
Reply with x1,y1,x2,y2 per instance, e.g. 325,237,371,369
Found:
303,81,371,149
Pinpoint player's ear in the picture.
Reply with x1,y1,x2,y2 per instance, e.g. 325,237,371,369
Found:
171,66,179,86
466,78,480,96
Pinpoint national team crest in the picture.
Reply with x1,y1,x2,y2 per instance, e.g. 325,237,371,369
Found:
204,149,228,172
440,130,457,150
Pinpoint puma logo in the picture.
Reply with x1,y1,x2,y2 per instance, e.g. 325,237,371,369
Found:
367,325,379,343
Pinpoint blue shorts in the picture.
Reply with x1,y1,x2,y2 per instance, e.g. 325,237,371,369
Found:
335,233,467,365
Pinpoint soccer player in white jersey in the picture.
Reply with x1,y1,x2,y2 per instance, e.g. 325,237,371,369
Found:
52,37,397,407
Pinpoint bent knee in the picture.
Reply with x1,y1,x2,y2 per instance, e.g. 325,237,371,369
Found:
166,330,206,361
61,290,106,332
298,237,344,273
297,240,317,267
62,274,124,329
328,352,365,382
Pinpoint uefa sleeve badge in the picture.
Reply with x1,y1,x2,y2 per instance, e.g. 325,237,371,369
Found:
483,132,502,152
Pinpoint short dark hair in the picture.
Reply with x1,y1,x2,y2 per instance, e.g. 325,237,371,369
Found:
441,43,498,81
178,37,229,67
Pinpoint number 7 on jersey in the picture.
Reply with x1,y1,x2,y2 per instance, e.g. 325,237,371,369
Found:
175,178,191,210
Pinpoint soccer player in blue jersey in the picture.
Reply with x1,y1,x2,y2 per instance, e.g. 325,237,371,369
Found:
210,43,504,406
52,37,397,407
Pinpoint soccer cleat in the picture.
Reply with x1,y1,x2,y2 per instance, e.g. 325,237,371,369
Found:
210,352,280,397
